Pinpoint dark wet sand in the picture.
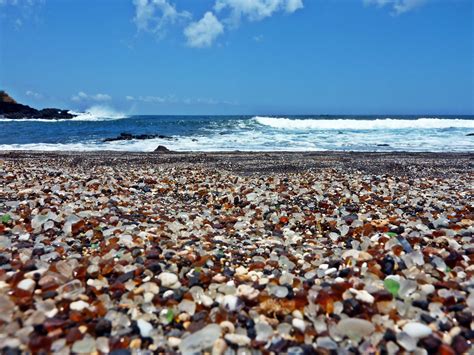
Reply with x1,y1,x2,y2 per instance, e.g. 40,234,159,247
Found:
0,151,472,177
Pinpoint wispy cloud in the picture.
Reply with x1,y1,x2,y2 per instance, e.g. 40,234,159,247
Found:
363,0,427,15
0,0,42,5
184,11,224,48
126,95,178,103
126,95,237,105
0,0,44,28
132,0,191,38
26,90,42,99
71,91,112,102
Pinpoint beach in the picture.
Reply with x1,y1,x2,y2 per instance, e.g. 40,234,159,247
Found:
0,151,472,353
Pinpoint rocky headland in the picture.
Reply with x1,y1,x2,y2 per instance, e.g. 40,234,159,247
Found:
0,91,76,120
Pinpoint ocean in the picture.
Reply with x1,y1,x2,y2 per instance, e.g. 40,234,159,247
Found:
1,111,473,152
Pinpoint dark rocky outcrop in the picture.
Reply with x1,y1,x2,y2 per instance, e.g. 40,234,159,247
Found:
466,133,474,136
154,145,171,153
103,133,174,142
0,91,75,119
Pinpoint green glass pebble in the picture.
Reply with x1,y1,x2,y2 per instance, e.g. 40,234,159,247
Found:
166,309,174,323
384,278,400,297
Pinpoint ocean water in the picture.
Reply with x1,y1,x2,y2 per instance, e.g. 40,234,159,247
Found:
0,111,473,152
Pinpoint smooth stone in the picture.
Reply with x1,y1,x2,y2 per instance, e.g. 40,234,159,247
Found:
212,338,227,355
179,324,222,354
17,279,35,292
237,284,259,300
168,337,181,347
316,336,338,350
158,272,178,288
292,318,306,332
179,299,196,316
397,332,417,351
336,318,375,339
71,337,96,354
96,337,110,353
256,322,273,342
341,250,372,261
402,322,432,338
224,333,251,346
269,285,289,298
350,288,375,304
70,300,89,311
137,319,153,338
221,294,240,312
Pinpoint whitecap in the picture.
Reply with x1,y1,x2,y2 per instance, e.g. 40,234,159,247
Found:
253,116,474,130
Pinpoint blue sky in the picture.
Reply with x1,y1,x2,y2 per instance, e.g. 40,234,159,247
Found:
0,0,472,115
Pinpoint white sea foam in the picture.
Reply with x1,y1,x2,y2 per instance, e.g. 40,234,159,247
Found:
0,106,127,122
1,128,472,152
69,106,128,121
253,116,474,130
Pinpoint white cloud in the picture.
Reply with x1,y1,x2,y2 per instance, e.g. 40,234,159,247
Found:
132,0,191,37
364,0,427,14
130,0,303,48
253,34,264,42
184,11,224,48
26,90,42,99
285,0,304,13
214,0,303,24
71,91,112,102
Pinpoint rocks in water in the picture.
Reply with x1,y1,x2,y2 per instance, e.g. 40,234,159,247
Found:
103,132,173,142
0,90,75,119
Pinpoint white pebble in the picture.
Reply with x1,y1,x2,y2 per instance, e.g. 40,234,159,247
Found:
402,322,432,339
224,333,251,346
137,319,153,338
70,300,89,311
158,272,178,288
17,279,35,292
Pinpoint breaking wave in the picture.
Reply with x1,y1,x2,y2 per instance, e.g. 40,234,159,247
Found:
69,106,128,121
253,116,474,130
